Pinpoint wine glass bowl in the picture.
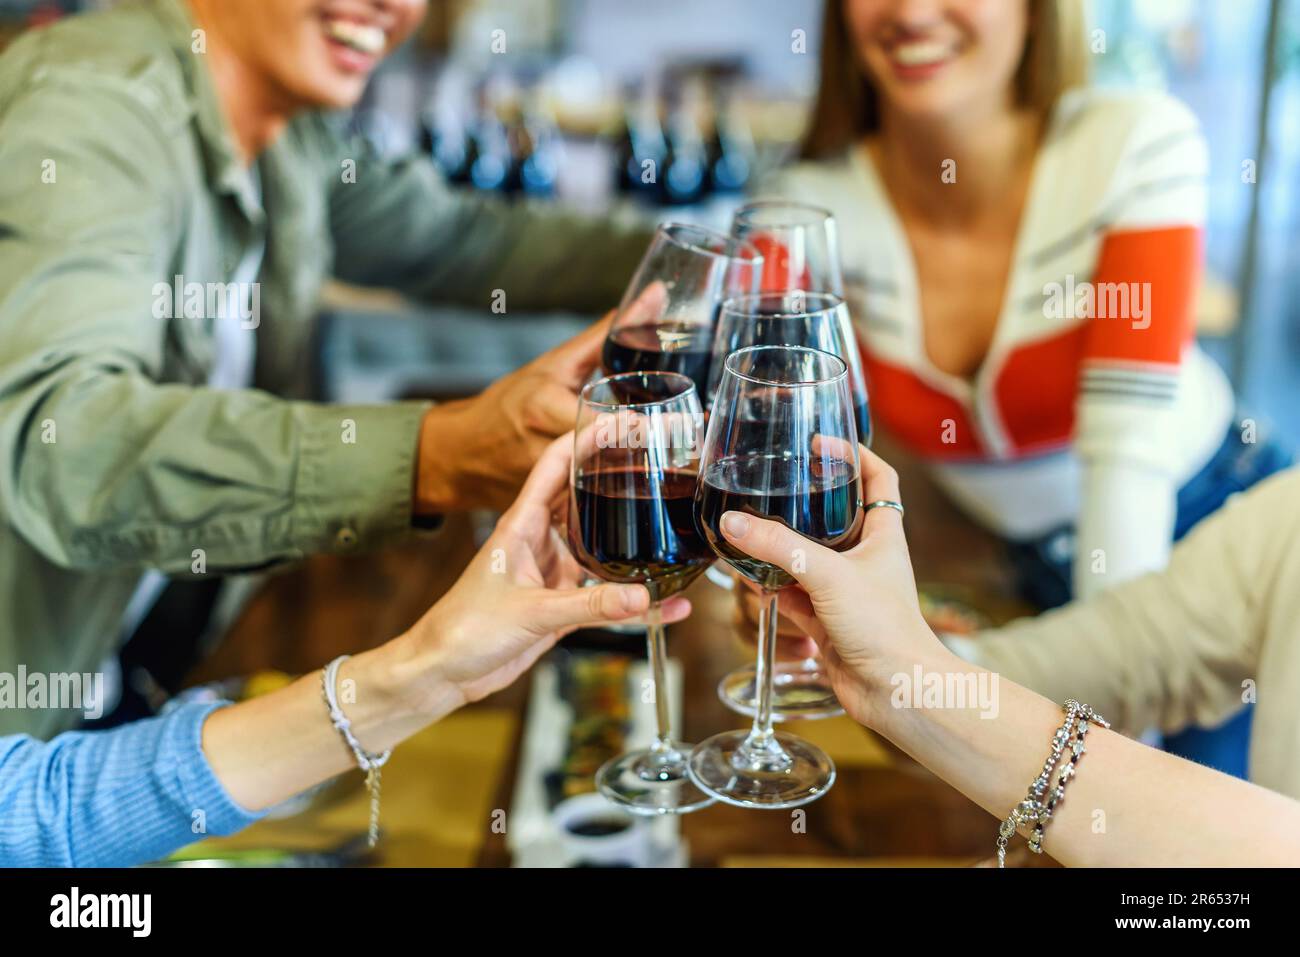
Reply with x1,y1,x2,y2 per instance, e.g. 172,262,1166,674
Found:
731,200,843,296
600,223,762,402
707,290,872,446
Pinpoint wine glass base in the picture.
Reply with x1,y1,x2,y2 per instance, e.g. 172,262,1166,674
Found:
718,664,844,721
596,745,716,816
688,730,836,810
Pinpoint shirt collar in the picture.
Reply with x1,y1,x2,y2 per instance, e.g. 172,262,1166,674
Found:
151,0,265,225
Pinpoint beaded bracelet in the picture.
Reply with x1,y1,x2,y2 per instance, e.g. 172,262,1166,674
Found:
321,654,392,849
997,698,1109,867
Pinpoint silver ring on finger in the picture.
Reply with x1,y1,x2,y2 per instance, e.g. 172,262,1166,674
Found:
864,499,905,518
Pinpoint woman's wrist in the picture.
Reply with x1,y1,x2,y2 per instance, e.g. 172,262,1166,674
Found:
339,628,465,753
852,623,973,736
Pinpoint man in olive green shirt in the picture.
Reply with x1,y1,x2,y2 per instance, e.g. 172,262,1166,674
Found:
0,0,649,735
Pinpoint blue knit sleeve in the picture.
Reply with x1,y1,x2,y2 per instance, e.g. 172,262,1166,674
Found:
0,700,264,867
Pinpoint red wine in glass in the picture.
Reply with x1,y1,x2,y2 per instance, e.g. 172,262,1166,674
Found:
569,466,713,602
600,320,715,403
697,452,863,591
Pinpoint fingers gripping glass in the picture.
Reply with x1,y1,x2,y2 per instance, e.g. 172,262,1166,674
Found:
568,371,715,815
689,346,864,809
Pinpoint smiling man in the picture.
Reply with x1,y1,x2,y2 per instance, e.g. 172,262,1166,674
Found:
0,0,651,737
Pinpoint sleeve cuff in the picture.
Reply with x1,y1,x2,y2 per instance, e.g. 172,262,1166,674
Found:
165,700,264,836
289,399,432,556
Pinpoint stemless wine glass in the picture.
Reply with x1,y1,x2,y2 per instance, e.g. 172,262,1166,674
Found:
569,371,715,815
690,346,864,808
705,291,872,722
601,223,762,402
730,200,843,296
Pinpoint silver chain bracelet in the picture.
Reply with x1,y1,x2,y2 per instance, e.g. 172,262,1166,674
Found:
321,654,392,849
997,698,1109,867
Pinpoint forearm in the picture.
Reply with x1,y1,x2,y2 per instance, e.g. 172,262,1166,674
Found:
962,479,1263,736
2,367,429,571
0,636,462,868
202,634,463,811
873,645,1300,866
0,702,261,867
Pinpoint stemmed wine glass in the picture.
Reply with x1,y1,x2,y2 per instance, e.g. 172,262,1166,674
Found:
727,204,868,707
689,345,864,808
705,291,872,721
601,222,762,401
569,371,716,814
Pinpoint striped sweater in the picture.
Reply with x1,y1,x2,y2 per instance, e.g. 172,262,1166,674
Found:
772,88,1234,598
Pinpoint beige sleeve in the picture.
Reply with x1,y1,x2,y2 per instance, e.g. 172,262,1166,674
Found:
951,472,1297,736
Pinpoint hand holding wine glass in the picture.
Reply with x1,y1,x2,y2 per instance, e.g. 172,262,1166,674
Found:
415,311,617,514
409,432,692,710
707,291,873,719
690,345,864,808
707,445,934,730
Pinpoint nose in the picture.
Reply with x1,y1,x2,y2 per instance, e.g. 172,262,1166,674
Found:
883,0,947,34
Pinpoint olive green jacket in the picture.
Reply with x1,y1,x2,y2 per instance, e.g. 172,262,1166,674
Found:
0,0,646,736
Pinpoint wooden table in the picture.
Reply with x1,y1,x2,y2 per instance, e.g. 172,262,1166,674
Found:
190,436,1047,867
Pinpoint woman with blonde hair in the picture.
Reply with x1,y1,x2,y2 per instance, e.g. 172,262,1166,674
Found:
767,0,1290,773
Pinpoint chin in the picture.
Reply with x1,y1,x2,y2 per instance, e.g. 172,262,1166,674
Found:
885,91,969,122
293,73,370,110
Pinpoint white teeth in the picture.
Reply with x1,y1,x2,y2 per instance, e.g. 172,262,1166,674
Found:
892,40,952,67
325,18,386,56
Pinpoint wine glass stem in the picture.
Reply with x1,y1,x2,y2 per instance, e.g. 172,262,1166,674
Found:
752,590,779,739
645,602,675,756
732,589,792,773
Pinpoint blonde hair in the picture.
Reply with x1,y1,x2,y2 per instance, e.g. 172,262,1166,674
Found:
800,0,1091,160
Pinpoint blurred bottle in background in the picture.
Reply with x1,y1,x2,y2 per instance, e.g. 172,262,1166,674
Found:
615,77,668,202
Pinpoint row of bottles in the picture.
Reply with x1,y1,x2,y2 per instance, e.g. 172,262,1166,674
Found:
418,72,755,206
614,77,754,206
420,91,563,198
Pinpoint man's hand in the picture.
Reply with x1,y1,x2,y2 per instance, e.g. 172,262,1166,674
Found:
413,314,612,514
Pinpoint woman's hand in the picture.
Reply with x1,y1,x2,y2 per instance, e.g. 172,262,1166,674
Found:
713,447,943,727
393,432,690,717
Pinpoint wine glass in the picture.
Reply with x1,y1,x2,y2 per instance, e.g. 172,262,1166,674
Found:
690,345,864,808
705,291,872,722
727,205,867,694
601,222,762,403
569,371,716,815
730,199,843,296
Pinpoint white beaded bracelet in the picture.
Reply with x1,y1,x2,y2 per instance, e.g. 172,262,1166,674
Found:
321,654,392,848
